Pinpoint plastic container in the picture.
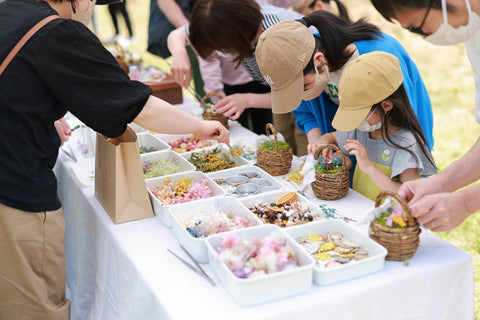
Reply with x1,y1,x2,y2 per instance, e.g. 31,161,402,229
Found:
284,220,387,286
146,171,225,227
181,143,249,173
137,132,171,155
208,166,285,198
169,197,262,263
205,224,314,306
156,133,217,154
141,150,195,180
239,190,323,227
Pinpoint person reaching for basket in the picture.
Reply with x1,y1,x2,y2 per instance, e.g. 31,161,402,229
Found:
311,51,437,201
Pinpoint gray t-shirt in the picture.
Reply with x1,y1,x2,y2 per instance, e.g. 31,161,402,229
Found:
336,128,437,178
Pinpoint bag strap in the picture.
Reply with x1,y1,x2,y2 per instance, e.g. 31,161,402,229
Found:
0,15,60,76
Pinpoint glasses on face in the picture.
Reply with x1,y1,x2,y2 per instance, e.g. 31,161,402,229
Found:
404,0,434,36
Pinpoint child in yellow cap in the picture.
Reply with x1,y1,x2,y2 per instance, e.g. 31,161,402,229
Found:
312,51,437,201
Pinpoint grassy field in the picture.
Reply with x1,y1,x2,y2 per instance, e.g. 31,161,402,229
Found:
93,0,479,317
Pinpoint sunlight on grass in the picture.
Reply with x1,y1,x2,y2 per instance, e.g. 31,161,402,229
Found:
92,0,479,316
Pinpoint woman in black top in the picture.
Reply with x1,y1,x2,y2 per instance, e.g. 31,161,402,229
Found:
0,0,229,318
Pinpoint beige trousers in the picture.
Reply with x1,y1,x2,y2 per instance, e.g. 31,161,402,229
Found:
272,112,308,156
0,203,70,320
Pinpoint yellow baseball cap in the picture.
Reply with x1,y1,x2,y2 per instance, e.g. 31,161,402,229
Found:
332,51,403,132
255,20,315,114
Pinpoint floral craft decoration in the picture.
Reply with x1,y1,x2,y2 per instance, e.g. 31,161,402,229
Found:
374,197,409,228
188,147,238,173
139,146,160,154
181,206,258,238
142,158,186,179
167,135,213,153
150,176,213,205
259,140,290,151
314,155,343,174
216,232,299,278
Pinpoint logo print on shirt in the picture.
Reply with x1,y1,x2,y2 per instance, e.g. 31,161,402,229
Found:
382,149,390,162
263,75,274,87
327,84,338,99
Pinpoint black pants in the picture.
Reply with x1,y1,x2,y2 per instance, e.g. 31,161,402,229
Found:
108,1,133,37
223,81,272,135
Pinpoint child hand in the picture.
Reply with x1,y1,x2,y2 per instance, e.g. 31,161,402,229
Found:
343,139,374,173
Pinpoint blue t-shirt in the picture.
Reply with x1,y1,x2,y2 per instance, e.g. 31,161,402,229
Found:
293,33,435,150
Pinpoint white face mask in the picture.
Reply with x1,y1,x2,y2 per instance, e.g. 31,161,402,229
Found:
303,64,329,101
357,109,382,132
425,0,480,45
71,0,95,26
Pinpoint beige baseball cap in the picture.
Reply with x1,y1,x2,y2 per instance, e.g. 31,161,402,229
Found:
256,20,315,114
332,51,404,132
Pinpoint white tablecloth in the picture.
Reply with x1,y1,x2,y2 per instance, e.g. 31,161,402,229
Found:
55,107,475,320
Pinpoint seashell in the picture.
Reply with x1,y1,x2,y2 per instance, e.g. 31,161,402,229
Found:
354,250,369,260
239,171,259,179
249,178,271,186
333,256,351,264
226,175,249,186
301,241,320,255
235,183,259,195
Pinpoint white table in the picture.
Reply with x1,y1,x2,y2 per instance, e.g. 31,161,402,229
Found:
55,117,475,320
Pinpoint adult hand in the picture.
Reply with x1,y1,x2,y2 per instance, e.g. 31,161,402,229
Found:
214,94,249,120
343,139,373,173
193,120,230,144
407,192,471,232
54,117,72,146
398,176,443,203
170,50,192,89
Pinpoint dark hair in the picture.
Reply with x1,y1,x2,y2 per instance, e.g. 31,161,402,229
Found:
370,0,455,22
298,11,381,73
188,0,262,61
321,0,351,22
373,84,436,169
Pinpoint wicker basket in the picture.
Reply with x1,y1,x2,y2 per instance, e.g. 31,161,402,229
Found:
370,191,421,261
256,123,293,176
311,144,349,200
201,92,229,128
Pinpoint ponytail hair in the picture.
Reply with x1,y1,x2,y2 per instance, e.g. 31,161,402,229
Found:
375,84,436,169
297,11,381,72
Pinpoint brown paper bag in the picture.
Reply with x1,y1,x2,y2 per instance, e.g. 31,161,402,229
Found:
94,126,154,224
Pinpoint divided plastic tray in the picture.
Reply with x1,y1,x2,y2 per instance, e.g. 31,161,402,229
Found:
146,171,225,227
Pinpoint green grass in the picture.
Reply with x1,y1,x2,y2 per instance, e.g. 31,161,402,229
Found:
93,0,479,317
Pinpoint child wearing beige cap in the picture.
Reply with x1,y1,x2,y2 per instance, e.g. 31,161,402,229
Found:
312,51,437,201
255,11,434,155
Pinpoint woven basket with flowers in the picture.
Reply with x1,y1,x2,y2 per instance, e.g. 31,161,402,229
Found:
256,123,293,176
201,92,229,128
370,191,421,261
311,144,349,200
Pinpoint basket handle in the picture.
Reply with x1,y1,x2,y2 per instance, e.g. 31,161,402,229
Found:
265,123,280,152
313,144,348,173
114,41,125,59
200,92,224,105
375,191,416,226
